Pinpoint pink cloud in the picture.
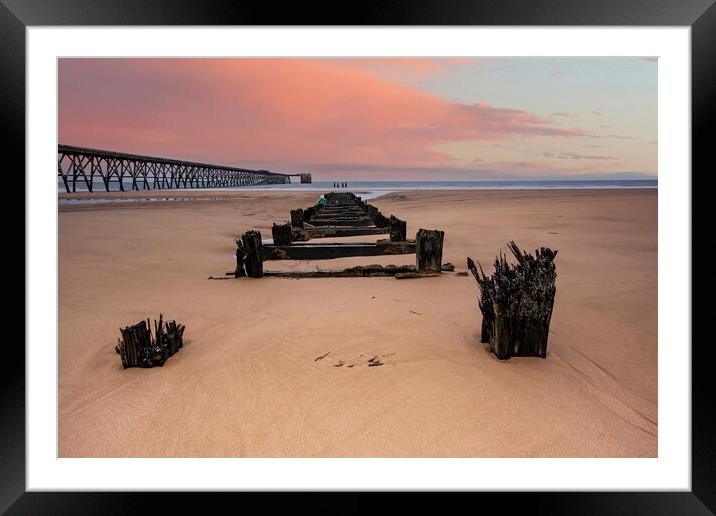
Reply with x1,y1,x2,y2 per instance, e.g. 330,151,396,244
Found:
59,58,587,176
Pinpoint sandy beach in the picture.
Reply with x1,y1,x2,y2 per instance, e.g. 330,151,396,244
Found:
58,189,657,457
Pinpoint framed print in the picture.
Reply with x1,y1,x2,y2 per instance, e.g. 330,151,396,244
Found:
4,0,713,513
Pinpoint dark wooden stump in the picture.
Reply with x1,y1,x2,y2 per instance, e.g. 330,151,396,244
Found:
416,229,444,273
272,222,292,246
243,230,263,278
467,242,557,360
389,215,407,242
303,206,317,223
290,209,304,229
115,314,185,369
363,203,390,228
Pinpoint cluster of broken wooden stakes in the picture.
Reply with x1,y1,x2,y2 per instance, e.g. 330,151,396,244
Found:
234,192,451,279
115,314,186,369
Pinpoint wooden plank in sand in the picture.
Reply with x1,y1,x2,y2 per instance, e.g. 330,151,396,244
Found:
291,226,390,240
467,241,558,360
262,239,416,260
264,264,417,278
304,217,374,227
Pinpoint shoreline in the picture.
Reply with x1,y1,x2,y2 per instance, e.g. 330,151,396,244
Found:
58,186,657,208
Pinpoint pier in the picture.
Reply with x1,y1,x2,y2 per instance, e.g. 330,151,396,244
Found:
57,144,308,193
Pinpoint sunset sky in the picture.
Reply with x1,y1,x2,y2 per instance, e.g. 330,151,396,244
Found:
58,58,657,181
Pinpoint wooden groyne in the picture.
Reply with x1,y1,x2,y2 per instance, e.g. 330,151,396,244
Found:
231,191,446,279
467,242,557,359
286,192,393,241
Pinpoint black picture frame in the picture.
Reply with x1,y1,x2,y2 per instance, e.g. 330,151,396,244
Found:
3,0,712,513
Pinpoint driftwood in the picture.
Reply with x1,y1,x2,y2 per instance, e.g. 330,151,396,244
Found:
467,242,558,360
115,314,185,369
272,222,292,246
416,229,444,273
235,230,263,278
389,215,407,242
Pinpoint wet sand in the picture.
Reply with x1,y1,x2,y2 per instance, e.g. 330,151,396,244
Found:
58,189,657,457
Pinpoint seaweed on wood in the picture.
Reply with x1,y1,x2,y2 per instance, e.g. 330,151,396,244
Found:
467,242,557,360
115,314,185,369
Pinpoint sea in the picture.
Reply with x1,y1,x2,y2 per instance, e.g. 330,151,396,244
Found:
58,179,657,206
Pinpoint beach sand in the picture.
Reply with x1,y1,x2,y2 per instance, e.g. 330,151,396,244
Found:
58,189,657,457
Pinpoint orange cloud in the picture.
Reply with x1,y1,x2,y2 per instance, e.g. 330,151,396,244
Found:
59,58,587,175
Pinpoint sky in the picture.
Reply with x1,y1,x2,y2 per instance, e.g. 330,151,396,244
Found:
58,58,657,181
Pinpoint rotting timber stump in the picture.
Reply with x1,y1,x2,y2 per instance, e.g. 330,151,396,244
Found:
389,215,407,242
467,242,558,360
290,209,304,228
272,222,292,246
115,314,185,369
235,230,263,278
416,229,444,273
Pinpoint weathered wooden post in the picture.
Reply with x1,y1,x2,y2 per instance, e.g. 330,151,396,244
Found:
467,242,557,360
272,222,292,246
235,230,263,278
416,229,444,272
290,209,304,229
389,215,407,242
364,204,390,228
303,206,316,224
